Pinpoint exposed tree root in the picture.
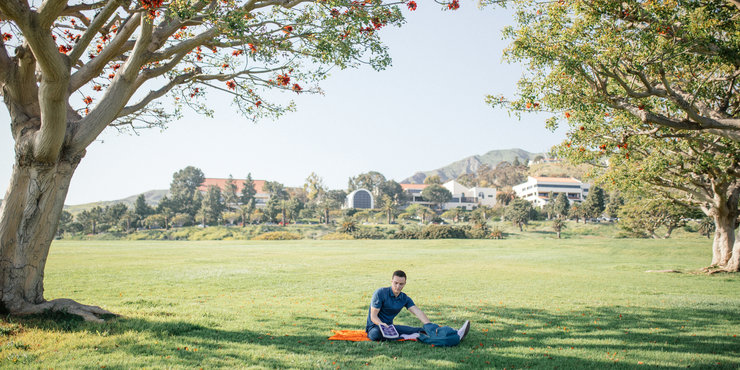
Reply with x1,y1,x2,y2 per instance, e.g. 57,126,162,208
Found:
645,269,682,273
699,266,739,274
15,298,116,323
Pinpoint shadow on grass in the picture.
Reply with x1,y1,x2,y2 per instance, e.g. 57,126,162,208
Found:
9,303,740,369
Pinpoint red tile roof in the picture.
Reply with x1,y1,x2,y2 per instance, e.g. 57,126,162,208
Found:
400,183,429,191
198,178,266,194
532,176,581,184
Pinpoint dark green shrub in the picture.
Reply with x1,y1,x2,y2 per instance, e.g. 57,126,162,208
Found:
352,227,386,239
420,225,467,239
321,232,354,240
338,220,357,233
253,231,301,240
465,227,489,239
391,229,421,239
489,227,504,239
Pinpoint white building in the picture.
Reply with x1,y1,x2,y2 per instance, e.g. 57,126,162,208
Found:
401,180,497,211
344,189,374,209
512,176,590,207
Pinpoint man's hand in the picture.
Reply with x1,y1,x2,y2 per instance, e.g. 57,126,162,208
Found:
370,307,386,327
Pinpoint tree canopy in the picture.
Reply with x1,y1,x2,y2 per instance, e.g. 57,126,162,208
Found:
488,0,740,141
489,0,740,270
421,184,452,207
0,0,442,321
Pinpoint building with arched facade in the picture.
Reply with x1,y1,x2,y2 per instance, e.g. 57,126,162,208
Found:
345,189,374,209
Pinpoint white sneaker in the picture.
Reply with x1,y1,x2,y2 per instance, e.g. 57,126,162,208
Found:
457,320,470,341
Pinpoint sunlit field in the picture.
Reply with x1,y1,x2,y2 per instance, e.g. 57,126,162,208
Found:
1,236,738,368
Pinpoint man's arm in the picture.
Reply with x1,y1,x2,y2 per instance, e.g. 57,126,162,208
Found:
369,307,387,327
408,305,431,325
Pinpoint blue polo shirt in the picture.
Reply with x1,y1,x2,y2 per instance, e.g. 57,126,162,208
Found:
366,287,416,331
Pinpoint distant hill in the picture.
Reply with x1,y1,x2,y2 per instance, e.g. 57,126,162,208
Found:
401,148,544,184
63,189,168,216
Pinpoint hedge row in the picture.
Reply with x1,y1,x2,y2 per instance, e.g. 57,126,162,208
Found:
61,224,503,241
347,225,499,240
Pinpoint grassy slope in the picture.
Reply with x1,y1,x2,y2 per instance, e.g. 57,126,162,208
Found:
1,236,738,368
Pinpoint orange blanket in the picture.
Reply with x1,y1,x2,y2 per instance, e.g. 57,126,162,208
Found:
328,330,416,342
328,330,370,341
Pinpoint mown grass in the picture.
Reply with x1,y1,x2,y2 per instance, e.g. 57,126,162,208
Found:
1,233,738,368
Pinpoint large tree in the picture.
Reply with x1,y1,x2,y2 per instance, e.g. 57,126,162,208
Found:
200,185,223,225
222,175,239,211
487,0,740,140
552,192,570,219
168,166,205,216
489,0,740,271
239,173,257,206
0,0,413,320
348,171,386,199
582,186,606,221
504,198,534,232
421,184,452,210
618,195,693,239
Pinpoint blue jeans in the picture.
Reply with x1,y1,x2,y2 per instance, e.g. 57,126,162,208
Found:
366,324,422,341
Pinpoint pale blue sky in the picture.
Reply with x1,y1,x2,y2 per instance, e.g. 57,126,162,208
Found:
0,3,567,205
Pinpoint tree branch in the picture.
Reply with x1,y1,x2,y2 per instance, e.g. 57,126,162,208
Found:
2,2,73,162
69,12,141,92
62,1,109,15
69,0,123,65
69,13,153,153
0,1,28,21
118,71,196,117
598,65,652,98
38,0,69,29
0,42,11,85
250,0,313,10
150,28,219,62
719,71,738,113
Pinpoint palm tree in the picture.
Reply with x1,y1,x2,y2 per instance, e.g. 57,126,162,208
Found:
496,188,516,206
552,217,566,239
381,195,396,224
419,207,436,224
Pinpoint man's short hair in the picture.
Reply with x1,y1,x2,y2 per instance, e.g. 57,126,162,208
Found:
392,270,406,279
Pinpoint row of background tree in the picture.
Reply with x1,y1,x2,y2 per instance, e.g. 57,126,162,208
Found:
56,160,713,239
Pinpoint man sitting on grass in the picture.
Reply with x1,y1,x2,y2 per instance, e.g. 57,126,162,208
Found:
366,270,470,342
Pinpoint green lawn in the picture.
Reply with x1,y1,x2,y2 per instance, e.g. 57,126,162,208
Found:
2,236,739,368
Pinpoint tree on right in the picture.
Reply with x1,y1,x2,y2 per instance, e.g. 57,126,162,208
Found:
488,0,740,271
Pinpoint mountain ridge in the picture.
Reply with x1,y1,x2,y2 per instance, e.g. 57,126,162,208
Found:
401,148,543,184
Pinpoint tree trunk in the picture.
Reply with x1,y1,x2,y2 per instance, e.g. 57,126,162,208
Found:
728,231,740,272
324,208,330,225
649,229,658,239
0,156,112,321
712,214,736,268
663,225,675,239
